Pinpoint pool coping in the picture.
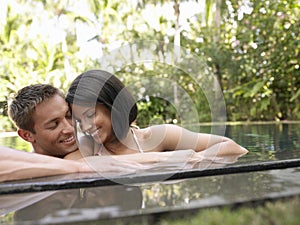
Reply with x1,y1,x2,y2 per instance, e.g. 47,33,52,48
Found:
1,158,300,195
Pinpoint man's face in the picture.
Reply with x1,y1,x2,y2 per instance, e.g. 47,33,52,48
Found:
30,94,77,157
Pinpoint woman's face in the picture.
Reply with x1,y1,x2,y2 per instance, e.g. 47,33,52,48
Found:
71,103,113,144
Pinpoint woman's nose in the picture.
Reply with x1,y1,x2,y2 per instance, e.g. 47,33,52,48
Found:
80,119,93,133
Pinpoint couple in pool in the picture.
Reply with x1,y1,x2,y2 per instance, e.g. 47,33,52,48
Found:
1,69,248,182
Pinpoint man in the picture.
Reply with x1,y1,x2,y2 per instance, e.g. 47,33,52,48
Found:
8,84,78,157
3,84,143,181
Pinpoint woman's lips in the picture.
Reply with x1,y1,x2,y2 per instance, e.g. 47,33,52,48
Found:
90,128,101,138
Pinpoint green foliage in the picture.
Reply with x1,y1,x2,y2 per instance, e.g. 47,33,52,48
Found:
184,0,300,121
0,115,13,132
227,0,300,121
0,0,299,131
116,61,211,127
136,97,178,127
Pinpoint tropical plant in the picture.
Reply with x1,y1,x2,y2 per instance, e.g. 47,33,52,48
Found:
0,0,299,131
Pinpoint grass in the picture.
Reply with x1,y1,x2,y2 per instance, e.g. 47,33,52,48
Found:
145,196,300,225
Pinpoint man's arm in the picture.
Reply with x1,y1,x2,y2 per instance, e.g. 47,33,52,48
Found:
0,146,87,182
0,146,145,182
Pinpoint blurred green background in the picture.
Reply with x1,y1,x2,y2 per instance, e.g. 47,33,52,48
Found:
0,0,299,131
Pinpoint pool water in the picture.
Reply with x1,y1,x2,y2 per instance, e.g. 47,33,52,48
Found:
0,134,32,152
1,122,300,158
226,122,300,155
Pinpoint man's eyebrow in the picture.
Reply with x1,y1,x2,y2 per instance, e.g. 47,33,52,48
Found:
44,109,69,125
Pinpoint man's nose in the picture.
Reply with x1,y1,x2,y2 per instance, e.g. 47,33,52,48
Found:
62,118,74,133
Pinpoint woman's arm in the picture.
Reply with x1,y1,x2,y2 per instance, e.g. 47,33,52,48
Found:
150,124,248,156
110,150,245,170
109,150,197,164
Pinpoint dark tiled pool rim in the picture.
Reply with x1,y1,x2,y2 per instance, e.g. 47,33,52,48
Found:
1,158,300,195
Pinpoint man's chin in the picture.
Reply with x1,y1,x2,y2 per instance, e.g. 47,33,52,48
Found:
56,145,77,157
67,145,79,154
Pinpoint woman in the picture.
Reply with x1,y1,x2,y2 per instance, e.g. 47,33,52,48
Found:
65,70,248,159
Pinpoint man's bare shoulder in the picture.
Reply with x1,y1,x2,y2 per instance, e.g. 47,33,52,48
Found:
64,150,83,160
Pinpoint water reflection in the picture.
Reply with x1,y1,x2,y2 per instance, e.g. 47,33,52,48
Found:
1,186,142,224
110,168,300,211
189,122,300,161
226,123,300,151
1,167,300,224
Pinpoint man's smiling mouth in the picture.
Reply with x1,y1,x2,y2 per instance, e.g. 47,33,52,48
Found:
61,136,75,143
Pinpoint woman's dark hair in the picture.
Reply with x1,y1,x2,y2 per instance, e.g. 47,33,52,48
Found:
66,70,138,140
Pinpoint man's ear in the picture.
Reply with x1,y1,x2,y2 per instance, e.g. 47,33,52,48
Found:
17,129,35,143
